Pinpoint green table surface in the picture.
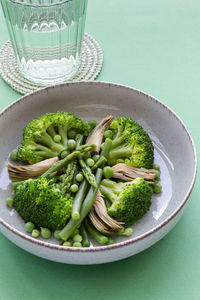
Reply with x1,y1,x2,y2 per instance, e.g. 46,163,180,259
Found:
0,0,199,299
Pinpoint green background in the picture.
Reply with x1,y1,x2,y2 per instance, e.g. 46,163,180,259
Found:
0,0,199,299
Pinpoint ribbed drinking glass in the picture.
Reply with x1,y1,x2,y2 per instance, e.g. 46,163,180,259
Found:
1,0,88,84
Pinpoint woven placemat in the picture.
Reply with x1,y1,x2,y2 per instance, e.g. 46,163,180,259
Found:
0,33,103,95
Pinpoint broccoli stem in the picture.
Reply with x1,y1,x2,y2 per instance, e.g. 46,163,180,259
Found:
100,179,123,203
59,168,103,241
37,132,65,153
72,180,89,220
79,159,97,188
84,218,108,245
47,126,57,139
33,142,58,158
41,144,95,178
108,146,132,160
58,125,68,147
80,224,90,247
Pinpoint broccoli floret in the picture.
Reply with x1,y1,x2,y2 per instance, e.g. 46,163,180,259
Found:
13,112,90,164
107,117,154,169
100,177,152,226
14,177,73,230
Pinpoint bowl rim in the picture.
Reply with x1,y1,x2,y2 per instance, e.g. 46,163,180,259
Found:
0,81,197,253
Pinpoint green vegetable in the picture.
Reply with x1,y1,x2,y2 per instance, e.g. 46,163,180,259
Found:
76,173,84,182
84,218,108,245
72,180,89,220
75,134,84,148
41,144,96,179
63,241,72,247
79,159,97,188
60,150,70,159
88,120,97,130
73,242,82,247
68,129,77,139
68,139,76,150
153,164,160,171
91,156,107,171
100,138,113,158
59,168,103,241
62,161,77,195
73,234,82,242
155,170,160,180
71,228,79,237
41,227,51,239
32,229,40,238
25,222,35,233
86,158,95,167
80,224,90,247
104,130,114,139
82,152,91,160
117,227,133,236
103,166,114,179
54,230,61,240
53,135,62,143
153,181,162,193
100,177,152,226
107,236,116,245
107,117,154,169
11,112,90,164
6,197,14,207
14,178,73,230
92,154,100,162
70,184,79,193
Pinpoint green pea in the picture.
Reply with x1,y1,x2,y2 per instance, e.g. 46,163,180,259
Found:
63,241,72,247
82,152,91,160
25,222,35,233
124,228,133,236
104,130,114,139
92,154,100,162
73,242,82,247
32,229,40,238
86,158,95,167
54,230,61,240
73,234,83,243
68,129,76,139
6,197,14,207
88,120,97,129
70,184,79,193
53,134,62,143
76,173,84,182
153,164,160,171
153,181,162,194
41,228,51,239
60,150,70,159
68,139,76,150
103,166,114,179
155,170,160,180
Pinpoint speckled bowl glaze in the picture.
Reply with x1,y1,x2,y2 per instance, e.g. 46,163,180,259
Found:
0,82,197,264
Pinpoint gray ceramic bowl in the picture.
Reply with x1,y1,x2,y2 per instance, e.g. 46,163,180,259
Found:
0,82,197,264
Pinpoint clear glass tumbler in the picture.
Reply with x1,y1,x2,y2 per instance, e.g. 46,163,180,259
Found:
1,0,88,85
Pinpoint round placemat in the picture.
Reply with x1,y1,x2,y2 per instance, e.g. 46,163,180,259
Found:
0,33,103,95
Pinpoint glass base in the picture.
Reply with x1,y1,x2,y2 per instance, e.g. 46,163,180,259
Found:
17,57,81,85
